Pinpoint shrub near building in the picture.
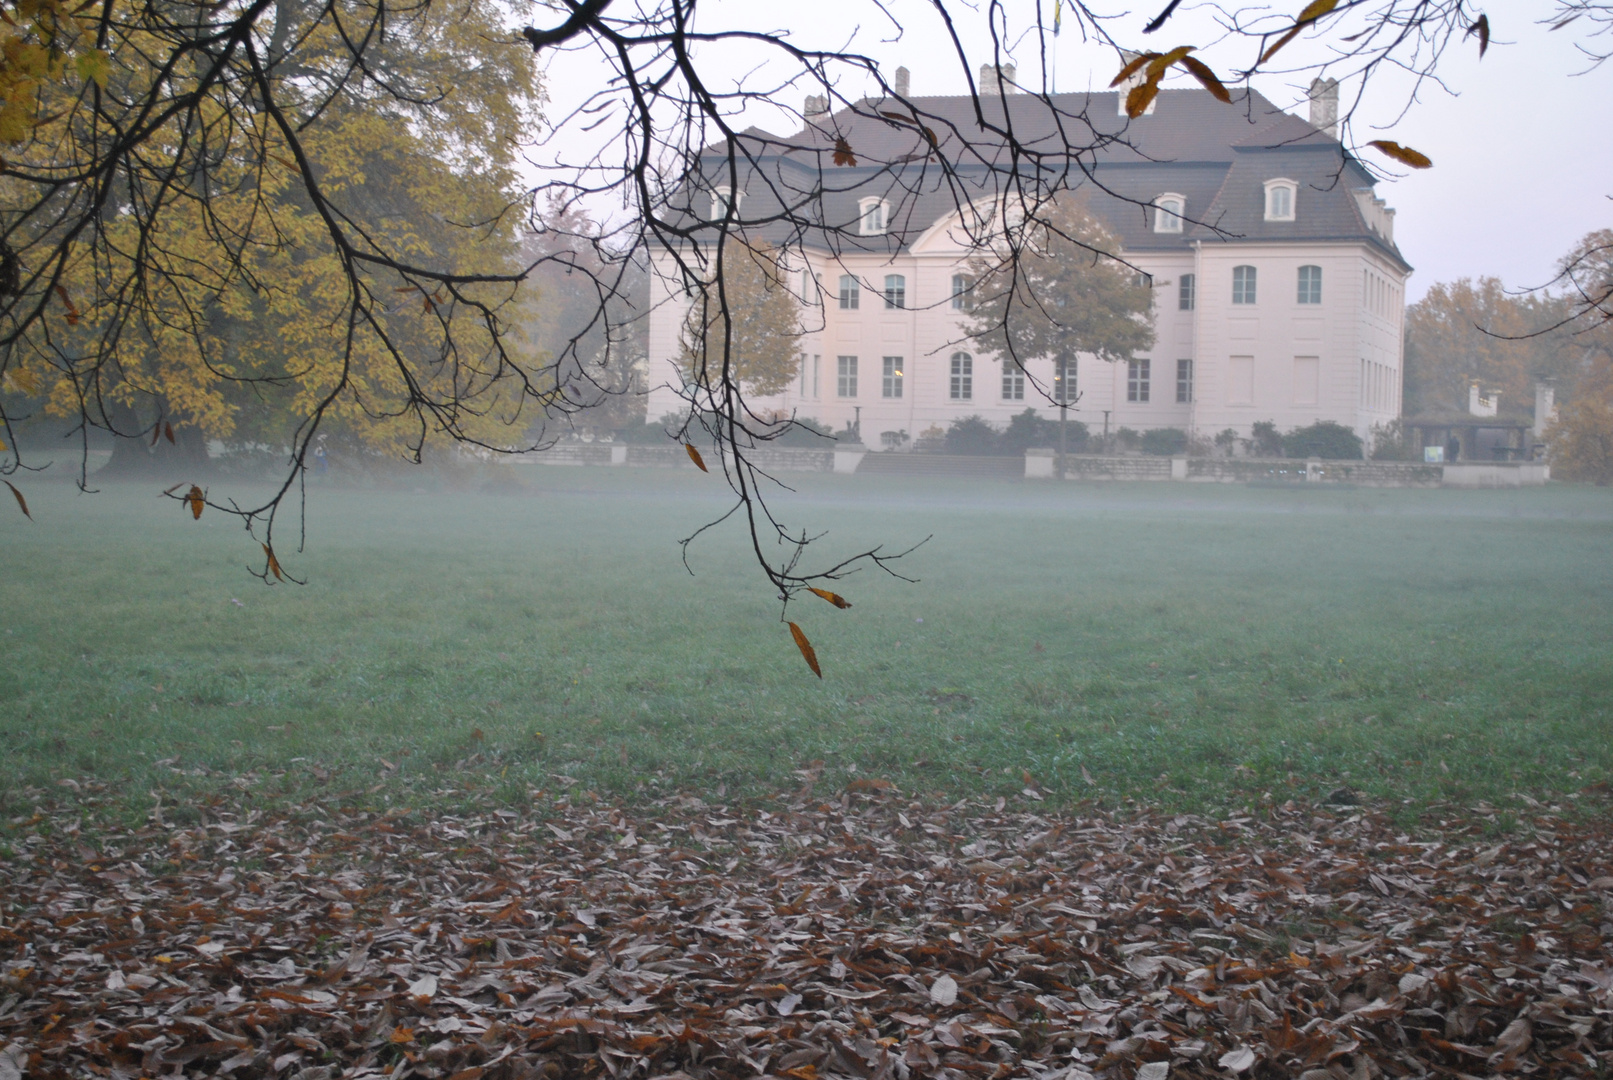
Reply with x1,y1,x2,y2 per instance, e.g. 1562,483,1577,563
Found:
1283,421,1365,460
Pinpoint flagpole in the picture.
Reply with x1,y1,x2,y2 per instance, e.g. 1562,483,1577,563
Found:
1051,0,1061,94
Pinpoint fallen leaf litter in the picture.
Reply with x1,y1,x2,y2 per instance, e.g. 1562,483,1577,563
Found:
1,790,1609,1080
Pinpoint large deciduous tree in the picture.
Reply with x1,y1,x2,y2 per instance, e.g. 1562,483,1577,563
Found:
1544,229,1613,483
962,197,1156,395
678,241,800,400
1403,279,1575,417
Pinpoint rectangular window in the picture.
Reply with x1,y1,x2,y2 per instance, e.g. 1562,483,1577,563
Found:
1127,359,1151,403
860,200,887,235
1053,358,1077,404
1176,359,1193,403
1228,355,1254,405
801,269,814,303
884,274,906,309
1002,361,1024,401
1178,273,1195,311
1293,356,1319,405
812,355,820,398
1232,265,1257,305
882,356,904,398
1297,265,1322,304
837,356,858,398
949,353,972,400
951,274,972,311
838,275,859,310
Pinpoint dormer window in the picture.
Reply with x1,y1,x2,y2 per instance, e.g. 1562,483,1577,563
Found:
1263,178,1297,222
858,197,888,236
1153,194,1184,233
709,186,743,220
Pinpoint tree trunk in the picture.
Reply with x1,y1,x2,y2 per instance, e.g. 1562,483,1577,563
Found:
97,400,212,477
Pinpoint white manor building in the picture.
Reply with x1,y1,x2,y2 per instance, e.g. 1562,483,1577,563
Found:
645,80,1410,449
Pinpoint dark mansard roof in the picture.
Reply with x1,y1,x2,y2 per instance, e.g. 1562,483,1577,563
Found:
679,87,1409,271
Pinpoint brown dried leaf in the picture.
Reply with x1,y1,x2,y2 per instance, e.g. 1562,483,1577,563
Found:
3,479,30,520
787,621,822,677
262,542,284,581
1368,139,1433,168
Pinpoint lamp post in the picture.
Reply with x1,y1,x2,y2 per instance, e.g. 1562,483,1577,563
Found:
1102,410,1111,453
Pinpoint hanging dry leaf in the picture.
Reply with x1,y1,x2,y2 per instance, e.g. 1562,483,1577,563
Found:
787,621,822,678
187,485,205,520
807,587,851,609
685,443,708,472
1259,25,1303,63
1296,0,1339,23
1125,80,1162,118
262,543,284,581
1467,13,1490,56
1109,51,1157,87
164,422,175,444
1368,140,1433,168
1179,55,1231,102
53,284,80,325
832,137,856,167
3,479,30,520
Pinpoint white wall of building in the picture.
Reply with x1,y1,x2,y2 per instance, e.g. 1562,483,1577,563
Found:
646,236,1408,446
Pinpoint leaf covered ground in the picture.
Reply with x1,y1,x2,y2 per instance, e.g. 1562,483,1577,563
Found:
2,787,1610,1080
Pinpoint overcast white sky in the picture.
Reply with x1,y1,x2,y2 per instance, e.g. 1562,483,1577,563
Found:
531,0,1613,303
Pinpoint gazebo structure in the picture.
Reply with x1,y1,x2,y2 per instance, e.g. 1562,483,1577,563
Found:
1402,411,1535,462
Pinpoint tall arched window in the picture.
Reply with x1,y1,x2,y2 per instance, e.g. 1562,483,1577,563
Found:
1297,265,1322,304
1153,194,1184,233
884,275,906,309
949,353,973,400
838,275,859,310
858,198,888,235
1232,265,1257,305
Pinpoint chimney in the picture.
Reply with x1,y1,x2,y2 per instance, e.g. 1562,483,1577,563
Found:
1534,381,1557,439
893,66,910,98
1308,77,1339,138
1468,383,1498,418
1116,50,1146,114
978,63,1018,95
804,94,828,118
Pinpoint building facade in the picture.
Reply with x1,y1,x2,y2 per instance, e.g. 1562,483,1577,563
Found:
645,85,1410,448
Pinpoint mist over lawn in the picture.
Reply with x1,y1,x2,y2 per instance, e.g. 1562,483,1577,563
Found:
4,468,1610,821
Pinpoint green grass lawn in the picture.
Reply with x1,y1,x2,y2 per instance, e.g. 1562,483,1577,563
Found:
3,464,1611,821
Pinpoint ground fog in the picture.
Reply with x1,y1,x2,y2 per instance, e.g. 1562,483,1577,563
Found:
3,467,1611,819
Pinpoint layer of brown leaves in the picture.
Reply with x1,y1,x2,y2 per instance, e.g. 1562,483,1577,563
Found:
2,790,1609,1080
